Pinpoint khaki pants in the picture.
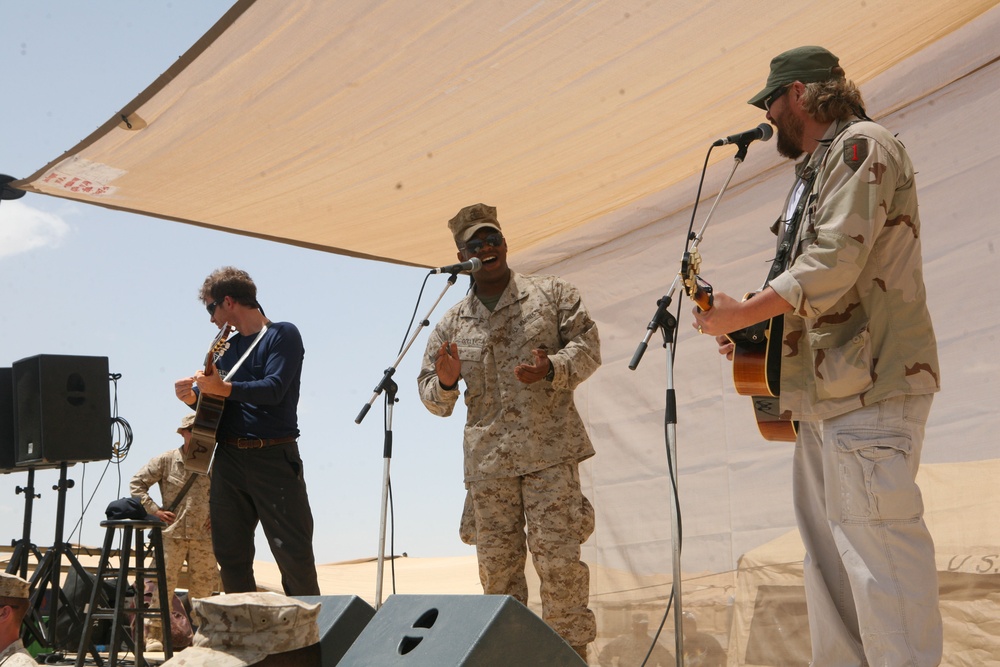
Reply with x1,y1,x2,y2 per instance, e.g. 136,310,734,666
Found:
794,394,942,666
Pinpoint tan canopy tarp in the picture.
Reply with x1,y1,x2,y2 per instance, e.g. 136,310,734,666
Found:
12,0,998,271
11,1,1000,662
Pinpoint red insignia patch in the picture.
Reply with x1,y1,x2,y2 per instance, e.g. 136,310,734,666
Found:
842,138,868,172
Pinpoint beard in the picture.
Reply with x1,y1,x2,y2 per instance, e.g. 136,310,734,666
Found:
775,111,805,160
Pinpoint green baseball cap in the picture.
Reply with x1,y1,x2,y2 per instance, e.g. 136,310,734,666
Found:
748,46,841,109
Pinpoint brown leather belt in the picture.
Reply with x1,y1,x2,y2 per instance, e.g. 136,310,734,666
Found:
221,436,298,449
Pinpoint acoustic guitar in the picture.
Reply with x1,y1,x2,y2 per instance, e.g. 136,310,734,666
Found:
183,325,232,474
682,249,797,442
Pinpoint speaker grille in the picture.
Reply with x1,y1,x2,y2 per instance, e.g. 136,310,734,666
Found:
12,354,111,467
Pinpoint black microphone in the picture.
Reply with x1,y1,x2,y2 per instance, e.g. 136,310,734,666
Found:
712,123,773,147
429,257,483,274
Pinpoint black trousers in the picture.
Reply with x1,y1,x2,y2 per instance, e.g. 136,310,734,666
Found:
209,441,320,596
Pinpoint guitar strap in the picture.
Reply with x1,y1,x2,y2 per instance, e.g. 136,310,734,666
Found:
163,471,199,514
218,324,269,381
767,119,864,281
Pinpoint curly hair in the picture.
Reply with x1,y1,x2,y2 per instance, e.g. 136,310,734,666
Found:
800,70,867,123
199,266,258,307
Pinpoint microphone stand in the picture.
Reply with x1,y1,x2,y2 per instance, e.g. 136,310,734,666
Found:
628,139,752,665
355,272,461,609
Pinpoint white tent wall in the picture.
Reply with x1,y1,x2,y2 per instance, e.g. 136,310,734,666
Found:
729,460,1000,665
529,16,1000,660
10,0,1000,662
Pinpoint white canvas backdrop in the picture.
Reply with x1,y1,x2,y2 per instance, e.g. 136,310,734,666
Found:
9,0,1000,659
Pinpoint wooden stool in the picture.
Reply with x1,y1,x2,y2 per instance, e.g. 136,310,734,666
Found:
75,519,174,666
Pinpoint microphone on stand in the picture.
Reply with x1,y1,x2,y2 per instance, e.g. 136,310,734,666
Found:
429,257,483,274
712,123,773,147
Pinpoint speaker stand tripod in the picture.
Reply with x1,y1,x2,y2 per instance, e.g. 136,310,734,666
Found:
6,467,44,579
23,462,100,664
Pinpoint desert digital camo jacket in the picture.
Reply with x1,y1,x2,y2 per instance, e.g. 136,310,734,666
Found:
418,272,601,481
130,447,212,539
768,118,940,421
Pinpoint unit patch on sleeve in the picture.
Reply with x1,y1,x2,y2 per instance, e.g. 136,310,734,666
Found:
842,138,868,172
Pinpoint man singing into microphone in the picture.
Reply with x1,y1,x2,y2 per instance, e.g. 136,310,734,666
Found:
693,47,941,665
418,203,602,662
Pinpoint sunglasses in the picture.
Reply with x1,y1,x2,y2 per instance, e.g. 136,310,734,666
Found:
206,299,221,316
763,85,789,112
463,233,504,254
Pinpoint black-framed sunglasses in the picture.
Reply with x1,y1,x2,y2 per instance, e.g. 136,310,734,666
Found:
206,299,221,316
763,85,789,112
463,232,504,254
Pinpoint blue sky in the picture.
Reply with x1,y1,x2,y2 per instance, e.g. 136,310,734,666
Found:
0,2,474,566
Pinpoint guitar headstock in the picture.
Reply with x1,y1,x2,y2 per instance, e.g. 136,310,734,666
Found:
203,323,233,373
681,249,714,312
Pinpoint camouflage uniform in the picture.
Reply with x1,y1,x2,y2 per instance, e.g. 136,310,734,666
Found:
131,447,219,641
769,118,942,665
770,120,939,420
160,592,319,666
0,640,36,666
418,271,600,647
0,573,35,666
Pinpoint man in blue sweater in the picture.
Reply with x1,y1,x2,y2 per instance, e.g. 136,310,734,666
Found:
174,266,319,596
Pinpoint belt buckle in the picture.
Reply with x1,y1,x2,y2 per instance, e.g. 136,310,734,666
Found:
240,438,266,449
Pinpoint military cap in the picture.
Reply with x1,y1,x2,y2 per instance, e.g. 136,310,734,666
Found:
748,46,841,109
178,413,196,432
105,496,162,523
160,592,320,667
448,203,501,245
0,572,30,599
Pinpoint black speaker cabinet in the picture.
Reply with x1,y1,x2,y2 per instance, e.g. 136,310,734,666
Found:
0,368,16,472
337,595,584,666
12,354,111,467
296,595,376,666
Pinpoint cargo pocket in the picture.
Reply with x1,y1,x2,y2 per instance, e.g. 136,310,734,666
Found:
459,488,477,545
457,345,484,405
809,325,874,401
572,494,596,543
835,429,923,523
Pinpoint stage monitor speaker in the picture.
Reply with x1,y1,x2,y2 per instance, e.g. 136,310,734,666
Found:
12,354,111,467
0,368,17,473
296,595,376,667
337,595,584,666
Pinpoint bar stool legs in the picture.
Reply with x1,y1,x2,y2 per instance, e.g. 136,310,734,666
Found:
76,519,174,666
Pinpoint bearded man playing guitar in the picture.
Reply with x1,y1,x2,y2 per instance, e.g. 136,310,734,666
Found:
693,47,941,667
174,266,320,597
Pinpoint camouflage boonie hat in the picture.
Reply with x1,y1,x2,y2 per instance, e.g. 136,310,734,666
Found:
748,46,841,109
448,203,501,245
0,572,29,599
178,413,196,432
161,592,320,667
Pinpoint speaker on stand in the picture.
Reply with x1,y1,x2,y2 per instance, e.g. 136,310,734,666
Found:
1,366,45,585
8,354,113,656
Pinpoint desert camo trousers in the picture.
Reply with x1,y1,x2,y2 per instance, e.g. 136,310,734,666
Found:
468,461,596,647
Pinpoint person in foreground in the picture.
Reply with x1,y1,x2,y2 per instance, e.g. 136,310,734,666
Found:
174,266,320,597
0,573,34,666
418,204,602,661
692,46,942,665
160,592,321,667
130,413,219,651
